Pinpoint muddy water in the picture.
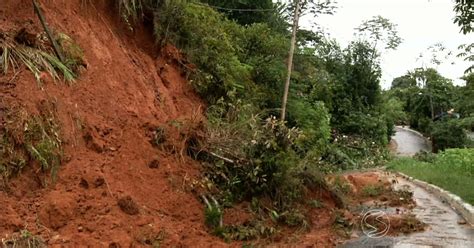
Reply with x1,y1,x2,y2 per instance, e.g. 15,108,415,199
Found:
392,126,431,156
339,174,474,248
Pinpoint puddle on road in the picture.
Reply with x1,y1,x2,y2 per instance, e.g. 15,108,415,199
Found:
339,174,474,248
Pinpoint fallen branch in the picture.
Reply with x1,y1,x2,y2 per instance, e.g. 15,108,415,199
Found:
32,0,66,63
209,151,235,164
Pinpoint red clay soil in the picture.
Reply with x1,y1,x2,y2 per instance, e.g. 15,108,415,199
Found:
0,0,226,246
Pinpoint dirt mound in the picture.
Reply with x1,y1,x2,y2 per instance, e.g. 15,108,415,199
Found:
0,0,223,246
327,171,425,243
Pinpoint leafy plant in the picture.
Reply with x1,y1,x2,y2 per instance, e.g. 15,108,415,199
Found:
431,118,468,152
330,176,351,195
202,195,223,230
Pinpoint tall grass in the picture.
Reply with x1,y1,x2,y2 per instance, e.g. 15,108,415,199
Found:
388,149,474,204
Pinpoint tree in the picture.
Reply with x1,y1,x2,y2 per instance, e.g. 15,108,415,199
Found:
458,43,474,74
199,0,275,26
391,74,417,89
281,0,301,121
417,43,454,68
354,15,403,57
456,73,474,117
344,41,382,109
281,0,337,121
453,0,474,34
411,68,455,120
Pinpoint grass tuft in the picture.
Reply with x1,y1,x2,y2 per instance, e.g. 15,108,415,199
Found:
1,229,46,248
0,31,79,83
0,103,63,186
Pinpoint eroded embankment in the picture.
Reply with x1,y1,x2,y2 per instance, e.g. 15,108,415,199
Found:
0,1,222,246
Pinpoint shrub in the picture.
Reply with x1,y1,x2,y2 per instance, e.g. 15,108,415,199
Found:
431,119,468,151
153,1,251,103
288,100,331,156
336,111,389,145
361,185,383,197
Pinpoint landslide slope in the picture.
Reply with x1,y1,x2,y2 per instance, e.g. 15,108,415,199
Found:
0,0,224,246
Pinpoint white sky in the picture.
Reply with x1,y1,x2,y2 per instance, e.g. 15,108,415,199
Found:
299,0,474,89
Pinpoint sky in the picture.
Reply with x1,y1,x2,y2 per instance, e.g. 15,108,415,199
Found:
299,0,474,89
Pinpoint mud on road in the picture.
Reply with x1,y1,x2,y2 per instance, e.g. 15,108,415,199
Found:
339,171,474,248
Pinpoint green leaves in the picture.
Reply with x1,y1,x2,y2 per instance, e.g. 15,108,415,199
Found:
458,43,474,74
355,15,403,51
453,0,474,34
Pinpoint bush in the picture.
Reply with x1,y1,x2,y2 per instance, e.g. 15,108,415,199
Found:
153,1,251,103
200,100,335,212
288,100,331,156
431,119,468,152
413,151,437,163
335,111,390,145
316,134,390,173
202,113,303,202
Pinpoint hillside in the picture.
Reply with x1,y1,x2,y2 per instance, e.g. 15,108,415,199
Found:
3,0,469,247
0,0,225,246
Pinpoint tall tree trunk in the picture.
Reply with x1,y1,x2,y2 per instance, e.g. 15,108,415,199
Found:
280,0,301,121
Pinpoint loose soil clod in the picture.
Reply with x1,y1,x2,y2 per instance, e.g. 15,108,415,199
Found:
117,196,139,215
79,178,89,189
148,159,160,169
94,177,105,188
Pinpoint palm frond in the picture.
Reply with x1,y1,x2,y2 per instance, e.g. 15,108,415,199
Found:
0,37,75,83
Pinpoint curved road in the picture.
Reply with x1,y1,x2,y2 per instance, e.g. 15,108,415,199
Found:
391,126,431,156
339,127,474,248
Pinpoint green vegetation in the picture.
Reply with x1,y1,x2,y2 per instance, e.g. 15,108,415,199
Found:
109,0,407,240
0,29,83,83
387,68,474,151
109,0,472,241
388,149,474,205
361,185,383,197
0,103,63,187
1,229,46,248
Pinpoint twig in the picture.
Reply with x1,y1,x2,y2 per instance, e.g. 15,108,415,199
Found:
7,69,22,84
209,151,235,164
102,173,114,198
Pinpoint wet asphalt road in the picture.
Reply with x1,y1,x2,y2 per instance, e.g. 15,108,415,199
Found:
339,174,474,248
391,126,431,156
338,127,473,248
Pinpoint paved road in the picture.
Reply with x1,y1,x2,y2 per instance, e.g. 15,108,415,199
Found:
339,127,474,248
391,126,431,156
339,173,474,248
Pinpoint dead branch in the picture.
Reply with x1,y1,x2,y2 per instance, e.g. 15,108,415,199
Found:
32,0,66,63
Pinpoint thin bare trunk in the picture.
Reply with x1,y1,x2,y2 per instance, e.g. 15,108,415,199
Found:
280,0,301,121
32,0,65,63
